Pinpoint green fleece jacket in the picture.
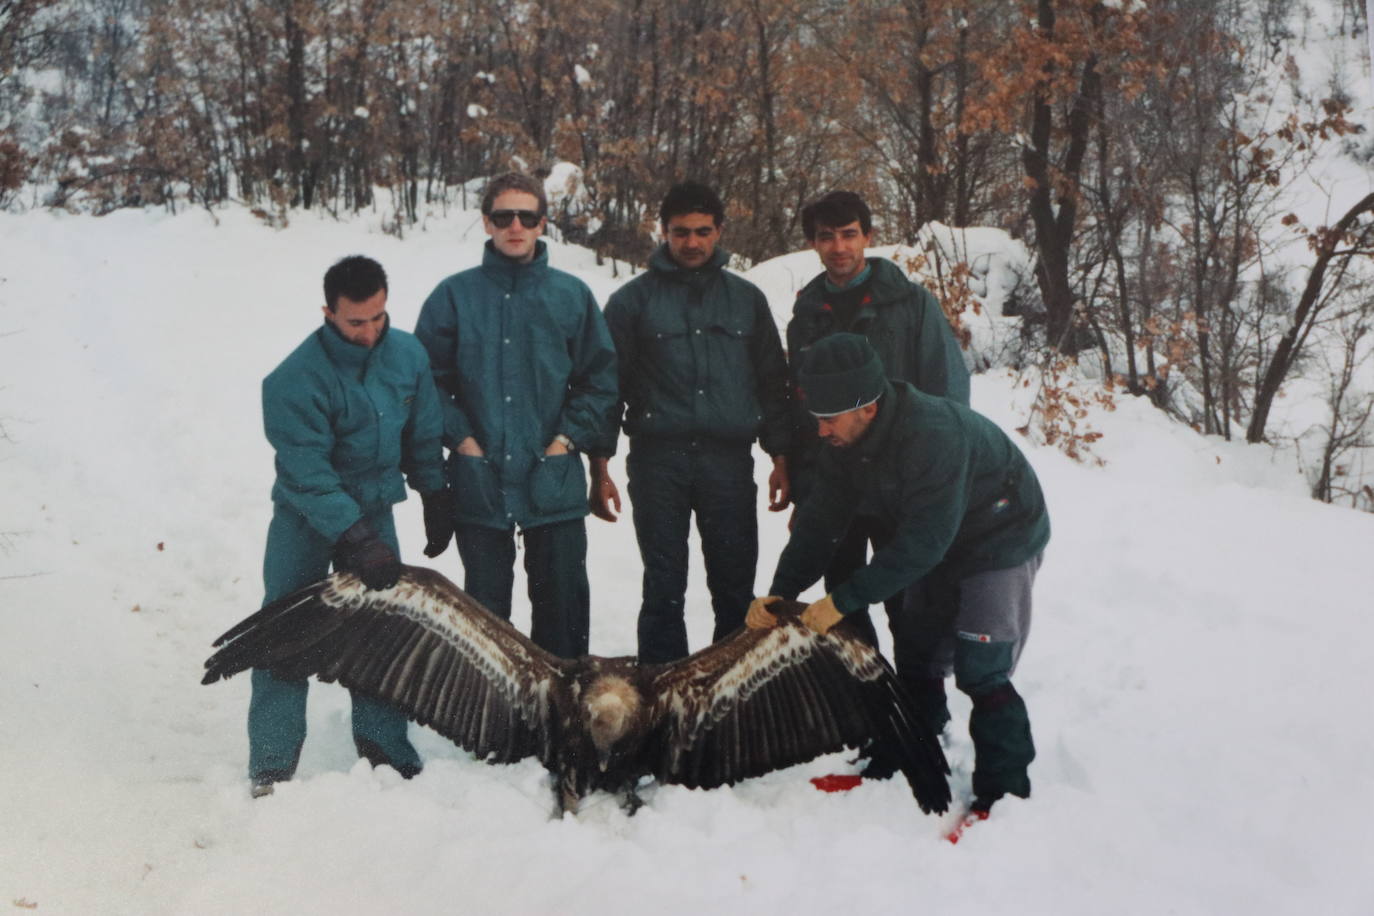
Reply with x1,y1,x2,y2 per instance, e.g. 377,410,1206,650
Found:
785,257,970,501
770,381,1049,613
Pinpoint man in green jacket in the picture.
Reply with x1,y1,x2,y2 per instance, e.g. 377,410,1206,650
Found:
414,173,617,659
749,334,1049,814
786,190,971,676
251,255,450,797
590,182,792,663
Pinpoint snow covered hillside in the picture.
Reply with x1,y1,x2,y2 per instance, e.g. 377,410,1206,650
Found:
1,206,1371,914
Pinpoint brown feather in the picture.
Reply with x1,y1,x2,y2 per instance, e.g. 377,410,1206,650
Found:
203,570,950,815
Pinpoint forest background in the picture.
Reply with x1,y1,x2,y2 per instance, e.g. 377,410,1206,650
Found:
2,0,1373,511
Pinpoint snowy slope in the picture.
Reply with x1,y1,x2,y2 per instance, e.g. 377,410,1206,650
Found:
1,206,1372,915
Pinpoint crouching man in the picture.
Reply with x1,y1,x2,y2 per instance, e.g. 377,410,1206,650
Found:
248,255,450,797
748,334,1050,815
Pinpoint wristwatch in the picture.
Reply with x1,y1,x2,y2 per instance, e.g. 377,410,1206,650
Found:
554,433,575,451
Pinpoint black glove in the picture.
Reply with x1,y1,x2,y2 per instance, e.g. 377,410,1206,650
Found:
334,521,401,590
421,490,455,558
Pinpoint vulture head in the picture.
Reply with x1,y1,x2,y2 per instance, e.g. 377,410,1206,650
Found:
203,566,950,817
582,672,642,773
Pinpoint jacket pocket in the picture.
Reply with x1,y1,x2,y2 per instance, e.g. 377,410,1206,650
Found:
528,452,586,516
449,453,501,519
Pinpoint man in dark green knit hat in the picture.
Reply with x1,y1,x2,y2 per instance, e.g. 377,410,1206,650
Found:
749,333,1049,815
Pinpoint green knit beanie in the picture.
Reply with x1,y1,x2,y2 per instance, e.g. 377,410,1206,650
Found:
798,333,886,417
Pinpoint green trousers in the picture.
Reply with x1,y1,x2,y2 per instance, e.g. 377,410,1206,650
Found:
247,504,421,782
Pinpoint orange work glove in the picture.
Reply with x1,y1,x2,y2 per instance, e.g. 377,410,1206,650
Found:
801,594,843,634
745,595,783,629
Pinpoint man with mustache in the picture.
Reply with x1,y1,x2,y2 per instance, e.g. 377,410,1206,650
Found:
590,182,792,663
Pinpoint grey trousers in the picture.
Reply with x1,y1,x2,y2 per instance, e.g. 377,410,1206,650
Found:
896,553,1043,800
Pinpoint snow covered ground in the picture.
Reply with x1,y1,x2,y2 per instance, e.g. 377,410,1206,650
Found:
2,205,1372,914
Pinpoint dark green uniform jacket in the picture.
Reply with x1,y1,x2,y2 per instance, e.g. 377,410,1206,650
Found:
600,244,791,455
786,257,970,501
770,381,1050,614
787,256,969,404
262,319,446,543
415,240,618,530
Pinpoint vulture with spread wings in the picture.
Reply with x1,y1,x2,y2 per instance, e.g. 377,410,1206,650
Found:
203,565,950,815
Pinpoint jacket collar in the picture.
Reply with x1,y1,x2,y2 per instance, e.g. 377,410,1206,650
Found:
319,314,388,373
797,256,909,314
481,239,549,285
648,243,729,283
849,381,900,462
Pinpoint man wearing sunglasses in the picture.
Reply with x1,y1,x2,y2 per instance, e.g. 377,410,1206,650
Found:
588,182,792,663
414,172,617,659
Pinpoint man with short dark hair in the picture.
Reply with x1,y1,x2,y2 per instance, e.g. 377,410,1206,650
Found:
750,333,1048,815
415,172,617,659
590,181,792,663
787,189,971,666
248,254,449,797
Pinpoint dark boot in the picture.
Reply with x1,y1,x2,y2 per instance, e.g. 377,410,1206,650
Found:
904,674,952,738
968,682,1034,801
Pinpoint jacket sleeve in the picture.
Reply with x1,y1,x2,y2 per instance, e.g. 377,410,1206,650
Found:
559,286,619,451
768,461,857,599
590,287,635,458
414,282,476,447
751,288,793,457
829,429,969,613
400,346,447,494
782,318,822,503
262,370,363,543
910,284,971,407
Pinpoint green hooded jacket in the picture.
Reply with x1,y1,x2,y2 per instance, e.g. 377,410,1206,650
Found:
414,240,618,530
262,319,446,543
599,244,791,456
770,381,1049,613
787,256,969,403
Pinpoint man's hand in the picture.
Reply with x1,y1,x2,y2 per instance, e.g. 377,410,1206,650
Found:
544,434,572,456
455,436,484,457
587,457,621,523
745,595,783,629
420,490,454,558
767,455,791,512
334,521,401,590
801,594,843,634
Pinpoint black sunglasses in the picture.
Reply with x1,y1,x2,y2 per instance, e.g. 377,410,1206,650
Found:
489,209,542,229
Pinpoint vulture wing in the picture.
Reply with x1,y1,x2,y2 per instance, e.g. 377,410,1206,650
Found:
646,602,950,814
203,565,567,766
